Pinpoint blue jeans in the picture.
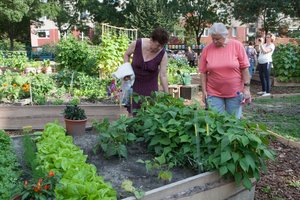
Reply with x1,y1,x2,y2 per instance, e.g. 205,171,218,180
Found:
249,58,255,78
258,62,272,93
207,95,243,119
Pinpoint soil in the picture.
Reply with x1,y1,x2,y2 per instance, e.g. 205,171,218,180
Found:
11,131,196,199
7,79,300,199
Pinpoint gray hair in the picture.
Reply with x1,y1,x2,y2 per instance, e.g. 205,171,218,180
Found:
209,23,228,38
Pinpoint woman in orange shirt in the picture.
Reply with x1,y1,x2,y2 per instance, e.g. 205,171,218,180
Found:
198,23,251,119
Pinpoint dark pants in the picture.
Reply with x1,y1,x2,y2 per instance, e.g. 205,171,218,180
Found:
258,62,272,93
188,60,195,67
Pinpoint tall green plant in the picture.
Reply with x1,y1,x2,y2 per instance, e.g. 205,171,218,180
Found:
56,36,99,75
273,43,300,82
98,33,129,79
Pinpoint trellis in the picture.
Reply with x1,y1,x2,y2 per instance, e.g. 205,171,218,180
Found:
101,23,138,41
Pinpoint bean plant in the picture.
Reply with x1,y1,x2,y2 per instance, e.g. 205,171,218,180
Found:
94,92,275,190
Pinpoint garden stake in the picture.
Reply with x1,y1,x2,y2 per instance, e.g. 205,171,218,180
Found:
29,79,33,105
194,112,203,174
70,71,75,95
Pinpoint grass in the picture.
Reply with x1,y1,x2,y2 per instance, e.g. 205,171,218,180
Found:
244,95,300,141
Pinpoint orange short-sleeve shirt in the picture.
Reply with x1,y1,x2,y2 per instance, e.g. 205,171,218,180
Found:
199,39,249,98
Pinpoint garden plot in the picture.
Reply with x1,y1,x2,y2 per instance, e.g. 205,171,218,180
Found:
12,131,196,199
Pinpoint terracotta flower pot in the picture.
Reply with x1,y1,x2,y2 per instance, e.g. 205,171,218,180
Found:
64,118,87,135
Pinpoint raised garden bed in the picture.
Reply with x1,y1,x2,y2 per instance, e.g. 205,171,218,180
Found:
0,105,127,130
11,131,255,200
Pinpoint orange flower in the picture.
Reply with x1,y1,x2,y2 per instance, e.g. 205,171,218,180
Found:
48,171,55,177
13,83,17,87
33,187,39,192
2,83,8,87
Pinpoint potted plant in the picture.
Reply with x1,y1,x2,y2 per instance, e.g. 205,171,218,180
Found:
63,104,87,135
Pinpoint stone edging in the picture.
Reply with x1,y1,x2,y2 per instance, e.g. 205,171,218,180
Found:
267,130,300,149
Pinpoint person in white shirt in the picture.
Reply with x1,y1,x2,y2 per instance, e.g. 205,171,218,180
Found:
257,33,275,96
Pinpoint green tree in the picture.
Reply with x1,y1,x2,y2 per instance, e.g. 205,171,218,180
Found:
123,0,178,37
230,0,299,36
0,0,39,50
169,0,231,45
87,0,126,27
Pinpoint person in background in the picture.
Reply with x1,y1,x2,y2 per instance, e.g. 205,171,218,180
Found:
246,41,257,78
257,33,275,97
199,22,251,119
185,46,196,67
124,27,169,113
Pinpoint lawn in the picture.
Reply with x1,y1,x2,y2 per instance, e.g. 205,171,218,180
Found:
244,95,300,141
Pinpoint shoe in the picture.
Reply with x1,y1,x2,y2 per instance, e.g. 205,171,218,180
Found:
257,91,266,95
262,93,271,97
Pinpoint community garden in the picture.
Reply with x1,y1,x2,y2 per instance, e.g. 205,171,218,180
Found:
0,32,299,199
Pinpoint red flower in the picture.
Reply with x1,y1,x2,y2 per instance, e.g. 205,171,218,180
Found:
43,184,51,190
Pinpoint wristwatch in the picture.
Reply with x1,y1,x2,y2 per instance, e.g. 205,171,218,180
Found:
244,83,250,87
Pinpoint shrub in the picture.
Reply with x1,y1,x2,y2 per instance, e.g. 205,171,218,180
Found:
273,43,300,82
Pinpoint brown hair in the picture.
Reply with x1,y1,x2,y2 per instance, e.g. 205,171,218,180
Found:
248,41,254,46
150,27,169,46
267,33,275,42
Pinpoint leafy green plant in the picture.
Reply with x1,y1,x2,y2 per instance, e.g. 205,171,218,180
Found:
63,104,87,120
137,157,173,182
0,130,22,199
93,116,137,158
35,122,117,199
98,33,129,79
56,36,99,75
96,92,275,190
121,179,145,200
273,43,300,82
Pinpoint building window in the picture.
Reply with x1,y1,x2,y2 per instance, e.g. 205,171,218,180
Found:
232,27,237,37
37,30,50,38
202,28,209,37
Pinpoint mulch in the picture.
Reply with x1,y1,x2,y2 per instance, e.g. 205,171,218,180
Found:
255,139,300,200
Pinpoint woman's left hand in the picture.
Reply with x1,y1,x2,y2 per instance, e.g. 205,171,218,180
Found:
243,87,252,103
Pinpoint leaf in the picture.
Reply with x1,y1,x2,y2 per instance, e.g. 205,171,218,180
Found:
234,172,242,185
219,166,228,176
232,152,240,163
221,151,231,164
179,135,190,143
127,133,137,141
221,137,230,150
245,154,256,171
241,136,249,146
159,137,171,145
227,162,236,175
155,154,166,165
134,189,145,200
242,176,253,190
239,158,249,172
263,149,275,160
118,144,128,159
